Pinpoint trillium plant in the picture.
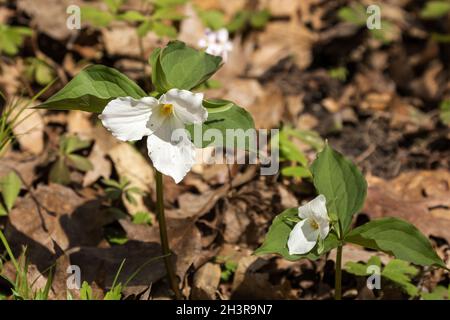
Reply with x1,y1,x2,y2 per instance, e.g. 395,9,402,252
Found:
256,144,449,300
37,41,254,299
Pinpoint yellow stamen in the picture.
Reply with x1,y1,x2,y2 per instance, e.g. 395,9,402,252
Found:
309,219,319,230
160,103,174,116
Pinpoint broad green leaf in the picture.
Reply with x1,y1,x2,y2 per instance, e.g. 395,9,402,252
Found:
345,217,447,268
49,158,71,185
420,1,450,19
311,144,367,233
254,208,339,261
0,171,21,212
37,65,146,113
381,259,419,297
278,131,308,166
186,99,255,150
150,41,222,92
227,11,250,32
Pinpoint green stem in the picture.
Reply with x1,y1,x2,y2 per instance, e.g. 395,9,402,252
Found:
335,244,343,300
155,170,182,300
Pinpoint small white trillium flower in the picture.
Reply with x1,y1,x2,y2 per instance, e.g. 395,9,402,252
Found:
287,195,330,255
198,28,233,62
99,88,207,184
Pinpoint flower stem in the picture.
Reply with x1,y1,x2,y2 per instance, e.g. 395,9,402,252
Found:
335,243,343,300
155,170,182,300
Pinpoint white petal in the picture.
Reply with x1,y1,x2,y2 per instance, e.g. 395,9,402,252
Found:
99,97,157,141
287,218,320,255
147,116,195,183
160,89,207,124
319,221,330,240
217,28,229,43
298,194,328,221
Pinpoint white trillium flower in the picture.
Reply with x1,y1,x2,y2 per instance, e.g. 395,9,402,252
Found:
287,195,330,255
198,28,233,62
99,88,207,184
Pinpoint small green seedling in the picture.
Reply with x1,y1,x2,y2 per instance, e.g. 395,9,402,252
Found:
0,171,21,216
0,23,32,55
338,3,397,44
25,58,55,86
345,256,420,297
256,144,448,300
0,232,53,300
215,256,238,282
277,127,324,179
81,0,186,38
49,135,93,185
103,176,143,205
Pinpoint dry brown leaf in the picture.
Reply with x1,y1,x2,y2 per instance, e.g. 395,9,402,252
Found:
363,171,450,242
249,21,316,77
17,0,82,40
191,262,221,300
11,107,44,155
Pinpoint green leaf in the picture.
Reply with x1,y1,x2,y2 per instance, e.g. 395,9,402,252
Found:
104,284,122,300
36,65,146,113
227,11,250,32
0,24,32,56
118,10,147,22
104,0,124,14
199,9,226,30
338,4,367,26
61,135,91,154
34,60,55,86
420,1,450,19
249,10,271,28
67,154,93,172
281,166,312,178
132,211,152,225
439,100,450,126
49,158,71,185
311,144,367,234
345,218,447,268
254,208,340,261
186,99,255,150
152,7,184,21
80,7,115,28
0,202,7,216
80,281,94,300
344,255,381,276
381,259,419,297
150,41,222,92
152,21,177,38
0,171,22,212
421,285,449,300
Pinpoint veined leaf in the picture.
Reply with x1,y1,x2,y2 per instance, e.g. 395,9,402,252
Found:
345,217,446,268
36,65,146,113
0,171,21,212
311,144,367,234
